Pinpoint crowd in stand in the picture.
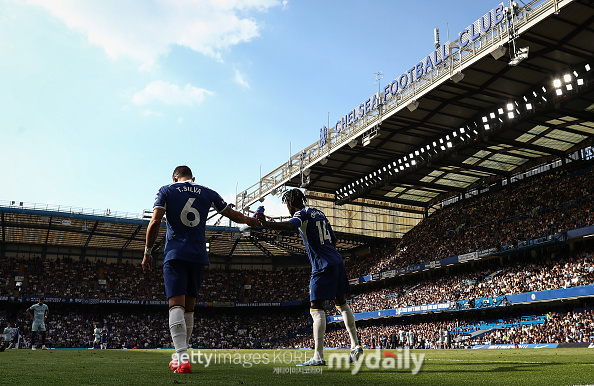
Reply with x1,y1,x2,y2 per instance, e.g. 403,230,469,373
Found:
285,320,463,349
0,307,311,349
285,309,594,349
0,257,310,303
346,167,594,278
335,250,594,314
2,166,593,306
3,304,592,350
466,309,594,345
2,165,594,351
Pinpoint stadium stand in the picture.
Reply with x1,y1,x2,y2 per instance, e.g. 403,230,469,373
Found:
285,308,594,349
345,165,594,278
0,258,309,302
2,0,594,353
0,306,311,349
338,248,594,314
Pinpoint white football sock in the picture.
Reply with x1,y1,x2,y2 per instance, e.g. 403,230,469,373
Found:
169,306,188,361
184,311,194,347
337,303,359,349
310,309,326,361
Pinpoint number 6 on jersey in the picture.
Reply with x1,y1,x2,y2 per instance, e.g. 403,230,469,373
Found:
180,198,200,227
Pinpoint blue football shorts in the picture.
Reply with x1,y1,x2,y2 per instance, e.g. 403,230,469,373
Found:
309,263,351,302
163,259,206,299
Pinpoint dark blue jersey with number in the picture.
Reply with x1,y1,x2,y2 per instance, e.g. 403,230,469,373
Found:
154,181,228,264
288,206,344,273
100,329,108,343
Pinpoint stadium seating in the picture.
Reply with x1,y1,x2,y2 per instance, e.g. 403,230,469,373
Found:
345,166,594,278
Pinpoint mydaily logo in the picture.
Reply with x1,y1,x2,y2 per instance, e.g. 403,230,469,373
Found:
327,348,424,375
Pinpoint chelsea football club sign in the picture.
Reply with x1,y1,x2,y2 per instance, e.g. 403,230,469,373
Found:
330,3,505,136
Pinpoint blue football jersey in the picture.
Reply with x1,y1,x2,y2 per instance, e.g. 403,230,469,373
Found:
154,181,229,264
288,206,344,273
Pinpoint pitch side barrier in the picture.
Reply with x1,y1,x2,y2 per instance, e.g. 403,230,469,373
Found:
327,284,594,323
0,296,301,308
353,228,586,285
472,343,594,349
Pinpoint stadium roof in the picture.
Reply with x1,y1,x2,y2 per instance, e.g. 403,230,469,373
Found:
0,203,372,258
237,0,594,211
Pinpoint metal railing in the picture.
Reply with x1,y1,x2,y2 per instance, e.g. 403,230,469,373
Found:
0,200,145,220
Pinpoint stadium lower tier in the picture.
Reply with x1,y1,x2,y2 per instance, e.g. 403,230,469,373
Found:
0,305,311,349
286,305,594,350
1,298,593,350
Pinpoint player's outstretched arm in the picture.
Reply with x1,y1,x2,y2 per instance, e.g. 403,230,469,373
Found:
255,213,295,232
221,207,259,227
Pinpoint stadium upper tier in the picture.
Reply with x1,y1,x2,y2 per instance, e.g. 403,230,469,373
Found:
336,248,594,315
0,199,376,265
236,0,594,240
345,163,594,278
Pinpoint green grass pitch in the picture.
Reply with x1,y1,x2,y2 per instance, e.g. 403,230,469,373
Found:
1,348,593,385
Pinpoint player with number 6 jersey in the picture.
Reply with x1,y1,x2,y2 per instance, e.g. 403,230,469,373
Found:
142,165,258,374
153,179,225,265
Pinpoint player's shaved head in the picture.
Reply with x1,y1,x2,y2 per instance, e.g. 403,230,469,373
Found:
172,166,193,179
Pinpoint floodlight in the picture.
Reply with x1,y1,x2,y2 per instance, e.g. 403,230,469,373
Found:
490,45,507,60
450,72,465,83
407,100,419,112
509,46,529,66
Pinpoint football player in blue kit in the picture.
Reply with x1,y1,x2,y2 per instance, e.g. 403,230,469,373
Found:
142,165,258,373
256,189,362,366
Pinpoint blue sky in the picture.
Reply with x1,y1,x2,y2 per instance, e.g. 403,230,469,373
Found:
0,0,503,219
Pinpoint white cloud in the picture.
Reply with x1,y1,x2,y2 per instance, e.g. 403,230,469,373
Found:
234,68,250,88
132,80,213,106
26,0,282,67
